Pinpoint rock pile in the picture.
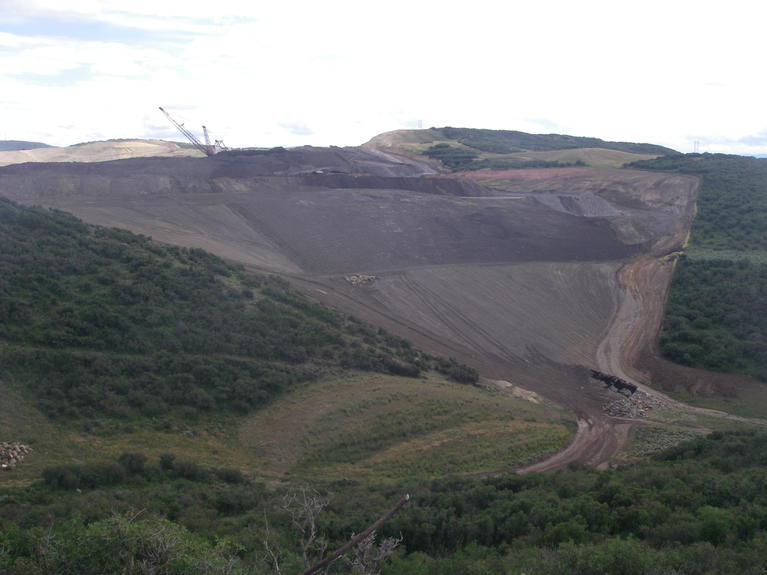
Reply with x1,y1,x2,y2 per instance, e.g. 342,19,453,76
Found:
1,442,31,470
344,274,377,286
603,390,669,419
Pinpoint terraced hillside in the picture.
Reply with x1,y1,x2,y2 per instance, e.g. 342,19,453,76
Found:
0,137,703,469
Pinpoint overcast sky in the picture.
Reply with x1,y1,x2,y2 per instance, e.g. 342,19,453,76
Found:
2,0,766,154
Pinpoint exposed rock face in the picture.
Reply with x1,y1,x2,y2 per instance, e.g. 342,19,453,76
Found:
1,442,30,470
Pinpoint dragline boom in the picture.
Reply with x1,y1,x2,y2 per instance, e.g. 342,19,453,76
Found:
158,107,228,156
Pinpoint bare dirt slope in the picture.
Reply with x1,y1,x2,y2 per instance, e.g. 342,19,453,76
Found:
0,150,699,469
0,139,202,167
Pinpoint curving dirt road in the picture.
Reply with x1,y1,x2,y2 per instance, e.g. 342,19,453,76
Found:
521,177,700,473
517,417,634,473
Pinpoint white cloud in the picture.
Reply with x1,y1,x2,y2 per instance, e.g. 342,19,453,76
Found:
1,0,767,153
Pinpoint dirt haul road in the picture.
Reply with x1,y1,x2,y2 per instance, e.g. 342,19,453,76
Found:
0,151,700,469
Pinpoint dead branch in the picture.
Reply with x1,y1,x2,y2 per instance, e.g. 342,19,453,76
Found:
344,531,403,575
262,512,283,575
282,486,330,568
299,494,410,575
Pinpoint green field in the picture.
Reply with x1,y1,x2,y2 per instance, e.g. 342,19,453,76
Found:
240,373,573,481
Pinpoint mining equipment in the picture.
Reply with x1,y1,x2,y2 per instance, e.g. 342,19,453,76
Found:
159,107,229,156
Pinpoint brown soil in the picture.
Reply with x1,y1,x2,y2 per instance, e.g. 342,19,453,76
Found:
0,149,726,470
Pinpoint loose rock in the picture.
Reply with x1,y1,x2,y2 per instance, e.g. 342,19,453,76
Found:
603,390,670,419
344,274,377,286
0,442,31,470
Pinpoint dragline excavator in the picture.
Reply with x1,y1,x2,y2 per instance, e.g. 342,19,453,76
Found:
159,106,229,156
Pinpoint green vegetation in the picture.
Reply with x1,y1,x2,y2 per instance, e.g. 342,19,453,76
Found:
360,430,767,573
0,198,474,425
422,142,479,169
415,127,673,171
630,154,767,381
632,153,767,251
5,430,767,573
422,143,583,171
617,424,703,460
437,127,677,155
660,257,767,379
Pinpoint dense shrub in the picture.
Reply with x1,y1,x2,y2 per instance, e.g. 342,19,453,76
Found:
118,453,148,475
42,463,125,490
10,431,767,574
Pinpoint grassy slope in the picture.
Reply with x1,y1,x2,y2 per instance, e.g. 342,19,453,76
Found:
630,154,767,383
240,373,573,481
0,378,254,487
509,148,658,169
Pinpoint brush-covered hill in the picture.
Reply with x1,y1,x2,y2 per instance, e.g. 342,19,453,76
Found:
365,127,678,170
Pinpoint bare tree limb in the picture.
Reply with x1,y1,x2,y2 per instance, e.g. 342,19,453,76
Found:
299,494,410,575
262,512,283,575
282,487,329,569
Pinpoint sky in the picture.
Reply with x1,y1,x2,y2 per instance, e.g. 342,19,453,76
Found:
1,0,766,155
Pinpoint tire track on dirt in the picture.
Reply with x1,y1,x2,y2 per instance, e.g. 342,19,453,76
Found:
397,274,485,354
399,274,523,364
293,266,642,473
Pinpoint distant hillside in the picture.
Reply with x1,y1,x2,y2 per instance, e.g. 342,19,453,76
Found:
0,139,201,167
0,140,51,151
366,128,678,171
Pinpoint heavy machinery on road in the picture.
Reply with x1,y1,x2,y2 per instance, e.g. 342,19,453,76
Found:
159,107,228,156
